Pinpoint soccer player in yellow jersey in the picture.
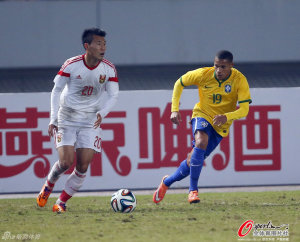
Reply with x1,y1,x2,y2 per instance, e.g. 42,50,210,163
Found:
153,50,252,204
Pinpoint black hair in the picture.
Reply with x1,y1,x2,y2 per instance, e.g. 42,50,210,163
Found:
82,28,106,46
215,50,233,62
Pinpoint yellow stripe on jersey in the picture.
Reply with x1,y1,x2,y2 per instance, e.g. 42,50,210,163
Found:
171,67,251,137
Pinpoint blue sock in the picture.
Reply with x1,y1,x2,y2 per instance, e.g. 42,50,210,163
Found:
189,147,205,192
164,160,190,187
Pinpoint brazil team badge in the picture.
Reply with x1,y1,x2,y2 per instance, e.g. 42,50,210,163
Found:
200,121,209,128
225,84,232,93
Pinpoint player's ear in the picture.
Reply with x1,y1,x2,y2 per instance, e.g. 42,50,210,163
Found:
83,42,89,50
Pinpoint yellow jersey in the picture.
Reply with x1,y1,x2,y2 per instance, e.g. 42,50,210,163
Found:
171,67,251,137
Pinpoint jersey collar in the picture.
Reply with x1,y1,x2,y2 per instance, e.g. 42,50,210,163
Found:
83,54,101,70
214,70,232,87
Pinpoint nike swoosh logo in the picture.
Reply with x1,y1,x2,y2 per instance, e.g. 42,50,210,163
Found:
204,85,212,88
155,189,160,201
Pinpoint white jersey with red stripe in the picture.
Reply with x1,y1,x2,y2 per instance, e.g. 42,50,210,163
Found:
50,54,119,127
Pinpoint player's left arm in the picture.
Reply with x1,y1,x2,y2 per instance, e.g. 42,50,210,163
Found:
225,74,252,120
213,75,251,126
213,102,250,126
96,75,119,120
225,102,250,121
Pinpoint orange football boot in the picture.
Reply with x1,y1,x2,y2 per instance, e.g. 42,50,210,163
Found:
52,203,66,213
36,184,52,207
188,190,200,204
153,175,169,204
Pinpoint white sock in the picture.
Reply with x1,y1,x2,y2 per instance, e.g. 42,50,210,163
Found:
55,198,64,205
46,161,68,188
63,168,86,197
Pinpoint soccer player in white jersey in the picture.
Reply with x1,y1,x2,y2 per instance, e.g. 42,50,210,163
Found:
36,28,119,213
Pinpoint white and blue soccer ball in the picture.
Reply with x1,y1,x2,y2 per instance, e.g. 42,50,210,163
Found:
110,189,137,213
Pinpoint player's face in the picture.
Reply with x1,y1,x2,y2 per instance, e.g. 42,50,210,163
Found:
214,58,233,80
85,35,106,61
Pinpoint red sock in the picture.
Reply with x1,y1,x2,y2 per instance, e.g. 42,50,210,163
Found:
46,180,55,190
59,190,72,203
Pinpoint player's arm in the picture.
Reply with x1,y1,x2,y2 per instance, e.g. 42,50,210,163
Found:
171,77,185,124
171,70,201,124
95,76,119,128
214,75,251,126
171,77,184,112
48,74,67,136
213,102,249,126
226,74,252,121
225,102,250,121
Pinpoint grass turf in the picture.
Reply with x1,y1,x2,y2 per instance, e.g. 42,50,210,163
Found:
0,190,299,242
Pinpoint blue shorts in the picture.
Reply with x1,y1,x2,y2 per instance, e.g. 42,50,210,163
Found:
191,117,223,159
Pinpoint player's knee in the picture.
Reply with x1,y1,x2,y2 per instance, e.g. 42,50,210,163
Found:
194,141,207,150
59,160,73,171
76,163,89,173
186,152,192,167
194,131,208,150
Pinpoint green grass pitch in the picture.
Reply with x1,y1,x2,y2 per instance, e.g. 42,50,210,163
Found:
0,190,299,242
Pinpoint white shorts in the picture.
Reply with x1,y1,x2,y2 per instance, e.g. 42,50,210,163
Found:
55,126,102,152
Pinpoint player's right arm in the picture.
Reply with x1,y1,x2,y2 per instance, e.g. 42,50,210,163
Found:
170,77,185,124
171,69,202,124
48,67,68,137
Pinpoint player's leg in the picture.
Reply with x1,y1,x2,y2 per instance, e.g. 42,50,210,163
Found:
37,126,76,207
153,175,169,204
37,146,75,207
153,146,194,203
163,127,222,191
53,148,95,213
164,151,192,187
53,126,100,212
188,130,207,203
188,119,223,203
153,152,192,203
187,117,212,203
203,130,223,161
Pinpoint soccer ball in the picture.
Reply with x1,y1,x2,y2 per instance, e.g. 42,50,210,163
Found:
110,189,137,213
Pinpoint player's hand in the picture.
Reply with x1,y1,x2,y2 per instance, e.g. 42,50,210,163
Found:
94,113,102,129
48,124,58,137
170,111,182,125
213,114,227,126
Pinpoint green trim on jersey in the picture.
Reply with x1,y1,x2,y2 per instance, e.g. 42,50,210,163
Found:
214,71,232,87
238,99,252,104
180,77,186,87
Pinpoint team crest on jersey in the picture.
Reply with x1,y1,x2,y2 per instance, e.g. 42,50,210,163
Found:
200,121,209,128
99,75,106,84
225,84,232,93
57,134,62,143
